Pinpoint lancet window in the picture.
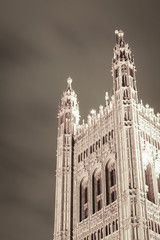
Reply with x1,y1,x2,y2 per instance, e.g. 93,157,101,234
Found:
123,89,129,99
105,161,116,205
145,163,155,203
80,178,88,222
92,169,102,213
122,75,127,87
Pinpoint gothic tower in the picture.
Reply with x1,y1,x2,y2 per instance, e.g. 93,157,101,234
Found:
112,30,148,239
54,31,160,240
54,77,79,240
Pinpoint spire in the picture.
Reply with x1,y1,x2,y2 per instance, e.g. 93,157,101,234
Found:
58,77,80,128
60,76,78,108
113,29,134,64
112,30,138,100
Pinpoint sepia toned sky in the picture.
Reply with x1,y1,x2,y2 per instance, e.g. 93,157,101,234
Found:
0,1,160,240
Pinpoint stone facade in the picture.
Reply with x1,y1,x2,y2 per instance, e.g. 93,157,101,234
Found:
54,30,160,240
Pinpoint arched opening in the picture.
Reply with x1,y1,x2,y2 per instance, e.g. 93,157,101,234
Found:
91,234,93,240
116,219,118,230
103,136,105,145
105,162,116,205
109,224,111,234
109,132,111,141
92,169,102,213
112,221,115,232
105,225,108,236
145,163,155,203
105,166,109,205
122,75,127,87
96,141,98,150
151,221,154,231
101,228,103,239
98,230,100,240
105,134,108,143
84,151,86,159
80,178,88,222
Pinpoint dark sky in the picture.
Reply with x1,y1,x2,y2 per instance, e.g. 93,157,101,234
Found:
0,1,160,240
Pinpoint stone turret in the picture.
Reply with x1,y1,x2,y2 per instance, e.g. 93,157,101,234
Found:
54,77,79,240
58,77,80,136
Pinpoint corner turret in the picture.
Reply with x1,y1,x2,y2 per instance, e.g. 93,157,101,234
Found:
112,30,138,102
58,77,80,135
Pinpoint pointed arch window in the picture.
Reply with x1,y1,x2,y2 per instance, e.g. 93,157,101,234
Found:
78,155,80,163
101,228,103,239
90,145,92,154
109,132,111,141
98,230,100,240
112,221,115,232
105,134,108,143
105,162,117,205
91,234,93,240
123,89,129,99
145,163,155,203
80,178,88,222
109,224,111,234
122,75,127,87
116,219,118,230
157,174,160,193
105,225,108,236
86,149,88,157
84,151,86,159
92,169,102,213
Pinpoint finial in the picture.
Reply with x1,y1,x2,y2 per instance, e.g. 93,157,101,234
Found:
115,29,124,44
105,92,109,101
99,105,104,115
67,77,72,89
105,92,109,106
91,109,96,116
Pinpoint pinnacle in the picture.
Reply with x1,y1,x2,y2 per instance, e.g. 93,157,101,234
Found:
67,77,72,89
115,29,124,44
115,29,124,36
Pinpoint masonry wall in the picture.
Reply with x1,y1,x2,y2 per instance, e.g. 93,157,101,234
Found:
72,102,119,240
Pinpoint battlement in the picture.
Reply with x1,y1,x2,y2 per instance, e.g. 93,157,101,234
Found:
75,93,114,139
138,100,160,128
